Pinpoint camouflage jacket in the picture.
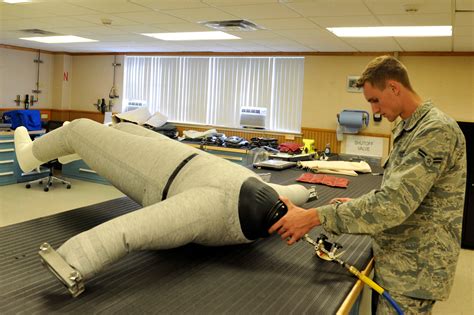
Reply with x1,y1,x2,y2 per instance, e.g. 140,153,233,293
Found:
318,102,466,300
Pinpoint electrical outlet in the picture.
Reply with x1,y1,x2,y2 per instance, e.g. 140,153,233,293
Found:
285,134,295,140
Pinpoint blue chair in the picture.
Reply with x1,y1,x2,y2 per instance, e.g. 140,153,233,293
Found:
2,109,42,131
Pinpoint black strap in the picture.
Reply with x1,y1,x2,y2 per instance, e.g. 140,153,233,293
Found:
162,153,198,200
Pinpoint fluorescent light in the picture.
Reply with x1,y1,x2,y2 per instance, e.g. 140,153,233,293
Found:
327,26,452,37
3,0,31,3
141,31,240,41
19,36,98,43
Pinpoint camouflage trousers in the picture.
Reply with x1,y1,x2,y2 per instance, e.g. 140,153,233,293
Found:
374,291,436,315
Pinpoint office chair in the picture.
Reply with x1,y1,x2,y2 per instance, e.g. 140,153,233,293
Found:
25,120,72,192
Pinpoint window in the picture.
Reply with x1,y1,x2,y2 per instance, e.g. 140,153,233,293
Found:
122,56,304,133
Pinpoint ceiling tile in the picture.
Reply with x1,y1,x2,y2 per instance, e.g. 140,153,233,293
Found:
455,0,474,11
128,0,208,10
114,11,186,24
162,7,237,23
108,24,168,34
0,19,51,31
1,4,56,18
300,37,357,52
309,15,380,27
68,0,147,14
272,28,329,39
363,0,452,15
454,26,474,36
27,17,99,29
341,37,402,51
73,14,142,26
377,13,451,26
150,22,211,32
252,18,318,30
0,30,28,39
286,0,371,17
396,37,452,51
226,30,281,40
249,38,315,51
454,12,474,26
218,40,279,52
453,35,474,51
217,3,300,19
59,26,132,36
204,0,277,6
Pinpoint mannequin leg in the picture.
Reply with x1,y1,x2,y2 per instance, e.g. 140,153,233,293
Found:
15,119,198,205
267,183,311,206
55,187,248,280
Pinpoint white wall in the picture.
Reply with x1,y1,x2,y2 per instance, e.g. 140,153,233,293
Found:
1,47,473,133
71,55,124,113
0,47,54,109
302,55,474,135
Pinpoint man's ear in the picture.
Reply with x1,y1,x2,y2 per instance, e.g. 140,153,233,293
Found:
387,80,401,96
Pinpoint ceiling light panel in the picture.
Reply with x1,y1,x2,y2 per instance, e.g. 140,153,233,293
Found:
141,31,240,41
3,0,31,3
327,26,452,37
19,35,98,43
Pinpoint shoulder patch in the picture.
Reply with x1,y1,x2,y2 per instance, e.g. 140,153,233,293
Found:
418,149,442,167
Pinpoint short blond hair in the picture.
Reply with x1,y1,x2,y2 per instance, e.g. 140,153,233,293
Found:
356,55,414,91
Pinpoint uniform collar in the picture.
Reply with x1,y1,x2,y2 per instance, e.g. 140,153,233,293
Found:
402,101,433,132
391,101,432,139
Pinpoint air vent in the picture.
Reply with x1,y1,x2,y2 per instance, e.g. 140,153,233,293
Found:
20,29,59,36
201,20,262,32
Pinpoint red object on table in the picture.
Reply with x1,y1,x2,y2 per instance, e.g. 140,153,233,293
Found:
296,173,349,188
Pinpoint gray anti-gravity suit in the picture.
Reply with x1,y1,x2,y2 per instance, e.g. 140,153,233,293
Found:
20,119,311,281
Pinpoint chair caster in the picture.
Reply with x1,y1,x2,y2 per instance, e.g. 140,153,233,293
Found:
44,187,49,192
39,180,43,185
66,184,71,189
26,184,31,189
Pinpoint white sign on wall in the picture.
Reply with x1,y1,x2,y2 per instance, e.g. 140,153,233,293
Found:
343,135,384,157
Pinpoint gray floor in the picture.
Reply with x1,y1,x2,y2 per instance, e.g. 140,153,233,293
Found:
0,177,472,314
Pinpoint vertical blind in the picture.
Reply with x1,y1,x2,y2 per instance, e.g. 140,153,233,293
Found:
122,56,304,133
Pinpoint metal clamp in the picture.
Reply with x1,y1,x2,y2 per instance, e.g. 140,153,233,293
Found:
38,243,85,297
303,234,344,262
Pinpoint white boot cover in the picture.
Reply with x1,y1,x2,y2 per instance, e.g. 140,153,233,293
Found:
14,126,44,172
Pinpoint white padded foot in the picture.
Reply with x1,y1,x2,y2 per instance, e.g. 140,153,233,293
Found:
14,126,44,172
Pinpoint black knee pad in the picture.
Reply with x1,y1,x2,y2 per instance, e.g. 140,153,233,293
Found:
238,177,288,240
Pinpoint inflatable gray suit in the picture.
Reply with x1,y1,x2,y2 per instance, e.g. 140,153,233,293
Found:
14,119,314,297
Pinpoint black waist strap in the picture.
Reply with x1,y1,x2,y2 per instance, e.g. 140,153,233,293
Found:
162,153,198,200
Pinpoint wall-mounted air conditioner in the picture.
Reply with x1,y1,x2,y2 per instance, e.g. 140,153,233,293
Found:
240,107,267,129
124,100,147,112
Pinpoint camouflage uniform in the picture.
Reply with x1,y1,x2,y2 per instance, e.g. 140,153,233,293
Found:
318,102,466,307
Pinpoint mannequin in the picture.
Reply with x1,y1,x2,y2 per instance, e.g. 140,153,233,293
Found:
15,119,314,296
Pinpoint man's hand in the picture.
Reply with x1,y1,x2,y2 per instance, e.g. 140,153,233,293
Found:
329,197,352,204
268,196,321,245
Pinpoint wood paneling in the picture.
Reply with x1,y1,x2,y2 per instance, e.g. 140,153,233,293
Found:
50,109,105,123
